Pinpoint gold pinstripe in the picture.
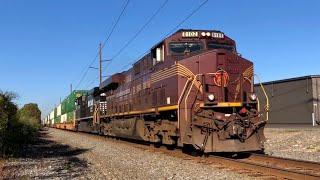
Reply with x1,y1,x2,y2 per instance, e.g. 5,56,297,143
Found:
234,65,253,100
151,63,203,94
151,64,194,82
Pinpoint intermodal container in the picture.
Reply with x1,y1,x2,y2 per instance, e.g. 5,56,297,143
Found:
61,99,67,115
57,104,62,116
65,90,87,113
61,113,67,123
54,108,57,118
54,116,61,124
64,90,87,113
50,110,54,120
66,111,75,123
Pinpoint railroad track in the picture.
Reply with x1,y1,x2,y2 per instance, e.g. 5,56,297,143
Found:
53,128,320,179
205,153,320,179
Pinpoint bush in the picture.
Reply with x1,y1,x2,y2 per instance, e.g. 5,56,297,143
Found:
18,103,41,126
0,91,41,156
0,91,19,155
18,103,42,141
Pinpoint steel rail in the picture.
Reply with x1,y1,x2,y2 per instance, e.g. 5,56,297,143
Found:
208,155,320,180
243,152,320,173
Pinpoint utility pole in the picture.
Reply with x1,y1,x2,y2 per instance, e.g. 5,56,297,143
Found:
99,43,102,84
70,83,72,93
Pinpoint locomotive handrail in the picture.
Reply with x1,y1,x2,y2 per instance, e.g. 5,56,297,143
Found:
177,78,191,129
184,74,203,126
254,74,269,121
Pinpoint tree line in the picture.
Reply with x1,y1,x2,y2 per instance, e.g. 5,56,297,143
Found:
0,90,41,156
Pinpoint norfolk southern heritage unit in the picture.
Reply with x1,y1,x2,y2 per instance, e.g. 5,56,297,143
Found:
44,29,269,153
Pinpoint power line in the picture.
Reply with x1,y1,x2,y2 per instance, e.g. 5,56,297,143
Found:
100,0,169,81
118,49,149,72
74,50,100,90
115,0,209,73
101,0,130,50
86,75,99,89
162,0,208,38
109,0,169,61
87,0,209,89
74,0,130,90
86,0,169,89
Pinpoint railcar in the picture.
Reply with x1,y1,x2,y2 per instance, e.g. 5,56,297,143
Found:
53,29,269,153
75,87,105,133
47,90,87,130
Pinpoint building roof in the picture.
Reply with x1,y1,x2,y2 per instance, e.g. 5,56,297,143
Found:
254,75,320,86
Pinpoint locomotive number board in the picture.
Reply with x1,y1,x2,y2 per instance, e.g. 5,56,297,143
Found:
182,31,199,37
212,32,224,38
182,31,224,39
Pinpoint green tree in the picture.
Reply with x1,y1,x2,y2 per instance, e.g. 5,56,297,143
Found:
18,103,41,128
17,103,42,144
0,90,42,156
0,90,19,155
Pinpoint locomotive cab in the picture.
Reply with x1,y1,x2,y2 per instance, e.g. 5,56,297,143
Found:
154,29,267,152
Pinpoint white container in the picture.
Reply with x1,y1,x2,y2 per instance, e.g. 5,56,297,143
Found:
61,113,67,123
57,104,62,116
50,111,54,120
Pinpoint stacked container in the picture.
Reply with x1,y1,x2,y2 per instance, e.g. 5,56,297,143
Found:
59,90,87,124
46,90,87,127
50,110,54,125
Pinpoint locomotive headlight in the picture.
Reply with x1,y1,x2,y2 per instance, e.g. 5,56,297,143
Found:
249,93,257,101
208,94,215,101
201,32,206,36
206,32,211,36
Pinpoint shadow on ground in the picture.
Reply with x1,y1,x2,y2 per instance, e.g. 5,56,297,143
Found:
1,129,90,179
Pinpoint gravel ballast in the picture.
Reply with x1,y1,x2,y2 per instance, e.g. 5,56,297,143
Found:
264,128,320,162
2,129,252,179
1,127,320,179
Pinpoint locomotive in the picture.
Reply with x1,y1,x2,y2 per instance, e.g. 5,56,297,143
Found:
50,29,269,153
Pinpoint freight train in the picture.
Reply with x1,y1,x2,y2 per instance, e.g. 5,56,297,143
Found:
44,29,269,153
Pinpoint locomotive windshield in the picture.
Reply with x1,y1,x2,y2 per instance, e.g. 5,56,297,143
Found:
169,42,203,54
207,42,234,52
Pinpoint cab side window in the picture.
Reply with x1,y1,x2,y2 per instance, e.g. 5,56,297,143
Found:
151,44,164,66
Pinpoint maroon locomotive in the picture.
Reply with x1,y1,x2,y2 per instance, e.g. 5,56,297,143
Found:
76,29,268,152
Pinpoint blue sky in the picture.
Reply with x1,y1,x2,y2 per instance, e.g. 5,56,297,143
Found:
1,0,319,118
